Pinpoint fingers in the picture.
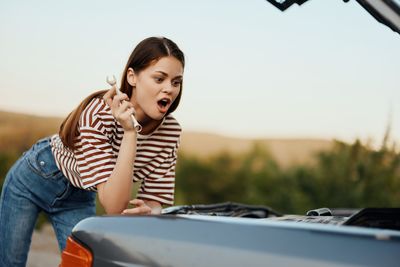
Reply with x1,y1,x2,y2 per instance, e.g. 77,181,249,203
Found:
111,93,130,110
122,199,152,215
119,100,134,111
103,86,116,106
129,199,145,206
114,102,135,125
103,86,137,131
103,86,129,108
106,91,134,123
122,206,151,215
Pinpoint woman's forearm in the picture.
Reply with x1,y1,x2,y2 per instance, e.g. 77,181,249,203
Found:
97,130,137,214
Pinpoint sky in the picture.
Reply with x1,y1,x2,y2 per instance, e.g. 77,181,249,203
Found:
0,0,399,145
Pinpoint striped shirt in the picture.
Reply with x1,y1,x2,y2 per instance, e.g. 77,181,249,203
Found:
50,97,181,206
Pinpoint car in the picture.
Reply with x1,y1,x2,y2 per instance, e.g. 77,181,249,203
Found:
59,1,400,266
60,203,400,267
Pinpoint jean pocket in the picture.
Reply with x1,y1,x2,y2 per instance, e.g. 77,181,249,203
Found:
27,140,64,179
69,187,96,203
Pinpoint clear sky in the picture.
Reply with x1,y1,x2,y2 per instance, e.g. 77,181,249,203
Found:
0,0,399,145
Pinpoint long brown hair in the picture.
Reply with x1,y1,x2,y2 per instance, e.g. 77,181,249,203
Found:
59,36,185,150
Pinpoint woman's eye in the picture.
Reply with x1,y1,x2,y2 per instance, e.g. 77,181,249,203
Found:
173,80,182,87
154,77,163,83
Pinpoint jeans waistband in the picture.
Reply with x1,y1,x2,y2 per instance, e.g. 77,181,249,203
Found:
36,136,52,146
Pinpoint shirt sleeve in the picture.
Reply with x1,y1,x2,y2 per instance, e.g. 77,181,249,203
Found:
137,142,179,206
74,99,117,189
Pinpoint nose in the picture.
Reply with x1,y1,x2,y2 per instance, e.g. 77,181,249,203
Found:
162,83,173,94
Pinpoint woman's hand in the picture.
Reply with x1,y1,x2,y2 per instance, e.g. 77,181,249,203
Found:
103,87,136,131
122,199,162,215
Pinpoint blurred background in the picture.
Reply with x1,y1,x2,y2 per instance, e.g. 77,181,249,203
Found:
0,0,399,265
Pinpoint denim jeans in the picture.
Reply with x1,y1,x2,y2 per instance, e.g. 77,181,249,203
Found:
0,137,96,267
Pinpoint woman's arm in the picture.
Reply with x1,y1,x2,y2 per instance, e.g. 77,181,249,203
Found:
96,88,138,214
121,131,180,215
97,130,137,214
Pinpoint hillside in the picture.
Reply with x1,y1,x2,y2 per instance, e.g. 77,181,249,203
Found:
179,132,332,167
0,110,332,166
0,110,63,153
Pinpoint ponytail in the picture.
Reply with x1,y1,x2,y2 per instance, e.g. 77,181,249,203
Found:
59,89,108,151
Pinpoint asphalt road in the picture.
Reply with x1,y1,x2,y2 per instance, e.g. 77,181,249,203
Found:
27,224,60,267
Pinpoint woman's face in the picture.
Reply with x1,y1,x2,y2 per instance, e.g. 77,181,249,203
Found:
127,56,183,123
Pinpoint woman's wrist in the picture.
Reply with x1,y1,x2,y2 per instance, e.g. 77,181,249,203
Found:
123,129,138,136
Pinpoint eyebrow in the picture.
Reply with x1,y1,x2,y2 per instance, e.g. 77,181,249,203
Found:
155,71,183,80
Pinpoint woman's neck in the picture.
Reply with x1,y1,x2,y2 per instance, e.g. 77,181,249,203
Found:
138,117,163,135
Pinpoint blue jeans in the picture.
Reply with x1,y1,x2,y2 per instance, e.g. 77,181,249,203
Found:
0,137,96,267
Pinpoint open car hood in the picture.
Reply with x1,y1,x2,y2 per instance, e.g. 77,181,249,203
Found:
265,0,400,35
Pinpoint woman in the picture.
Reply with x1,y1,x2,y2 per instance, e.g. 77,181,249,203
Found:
0,36,185,267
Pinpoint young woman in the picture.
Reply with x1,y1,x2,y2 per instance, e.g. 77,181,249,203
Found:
0,36,185,267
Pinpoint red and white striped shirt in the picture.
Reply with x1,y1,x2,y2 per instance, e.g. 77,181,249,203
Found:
50,98,181,206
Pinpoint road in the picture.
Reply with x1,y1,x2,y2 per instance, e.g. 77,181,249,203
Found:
27,224,60,267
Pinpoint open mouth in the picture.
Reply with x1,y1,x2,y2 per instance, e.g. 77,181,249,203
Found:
157,98,171,113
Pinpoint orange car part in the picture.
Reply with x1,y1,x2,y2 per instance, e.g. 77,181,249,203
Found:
59,236,93,267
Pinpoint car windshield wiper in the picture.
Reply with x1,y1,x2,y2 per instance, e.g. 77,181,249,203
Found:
265,0,400,35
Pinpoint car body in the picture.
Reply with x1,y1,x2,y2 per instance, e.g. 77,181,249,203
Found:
60,203,400,267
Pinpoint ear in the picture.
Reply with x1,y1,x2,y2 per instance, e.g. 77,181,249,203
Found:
126,68,137,87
